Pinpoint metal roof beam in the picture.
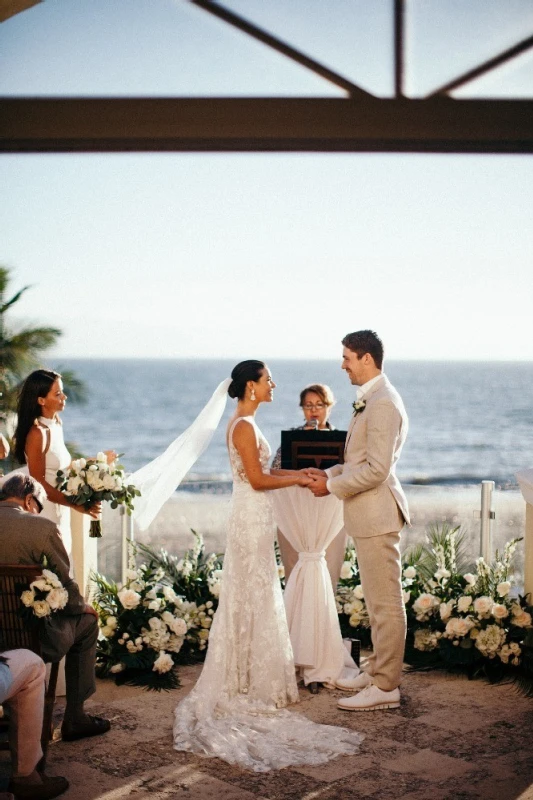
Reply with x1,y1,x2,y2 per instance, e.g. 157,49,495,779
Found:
1,97,532,154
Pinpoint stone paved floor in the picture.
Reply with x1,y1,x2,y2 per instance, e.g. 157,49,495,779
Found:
4,663,533,800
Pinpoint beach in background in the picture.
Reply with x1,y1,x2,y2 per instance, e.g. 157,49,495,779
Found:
35,358,531,589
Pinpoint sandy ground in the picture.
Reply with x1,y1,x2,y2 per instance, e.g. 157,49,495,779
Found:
2,657,532,800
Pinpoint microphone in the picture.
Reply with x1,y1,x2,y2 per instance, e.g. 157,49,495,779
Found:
306,418,319,430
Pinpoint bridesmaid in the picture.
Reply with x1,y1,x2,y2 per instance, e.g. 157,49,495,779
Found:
13,369,110,560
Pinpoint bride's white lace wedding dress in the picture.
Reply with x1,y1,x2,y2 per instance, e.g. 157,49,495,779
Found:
173,416,363,772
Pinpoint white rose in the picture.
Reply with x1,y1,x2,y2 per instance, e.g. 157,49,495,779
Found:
403,566,416,580
349,612,363,627
66,476,84,495
457,596,472,614
106,615,117,628
340,561,353,580
463,573,477,586
21,589,35,607
435,568,451,581
117,588,141,610
30,579,49,592
88,464,99,472
439,601,454,622
511,608,532,628
145,588,157,600
473,596,493,617
354,585,364,600
42,569,61,587
413,593,439,614
33,600,51,618
198,629,210,640
101,625,115,638
96,452,107,463
153,652,174,674
110,663,125,674
492,603,509,620
445,616,474,638
171,618,187,636
47,588,68,610
496,582,511,598
201,617,212,629
162,586,178,604
102,473,116,491
148,599,161,611
148,617,163,630
402,590,411,605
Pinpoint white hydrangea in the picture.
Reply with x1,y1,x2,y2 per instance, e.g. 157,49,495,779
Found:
474,624,507,658
414,628,440,651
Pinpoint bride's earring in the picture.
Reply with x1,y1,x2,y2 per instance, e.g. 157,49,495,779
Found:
251,388,256,402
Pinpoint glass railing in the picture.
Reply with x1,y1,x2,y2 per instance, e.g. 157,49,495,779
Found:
97,482,526,590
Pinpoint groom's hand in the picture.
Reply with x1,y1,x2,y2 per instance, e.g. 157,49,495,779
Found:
308,476,330,497
304,468,327,478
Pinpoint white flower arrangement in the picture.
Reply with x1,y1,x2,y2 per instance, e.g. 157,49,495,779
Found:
57,453,140,538
92,532,222,689
20,568,68,619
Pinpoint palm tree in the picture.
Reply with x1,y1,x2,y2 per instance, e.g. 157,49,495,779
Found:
0,266,87,453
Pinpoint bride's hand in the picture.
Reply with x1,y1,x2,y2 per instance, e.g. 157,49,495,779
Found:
297,474,312,487
77,501,102,519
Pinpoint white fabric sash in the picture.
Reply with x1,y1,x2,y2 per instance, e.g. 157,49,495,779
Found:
272,486,349,678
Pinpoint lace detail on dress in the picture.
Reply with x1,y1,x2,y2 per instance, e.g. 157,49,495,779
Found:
173,416,363,771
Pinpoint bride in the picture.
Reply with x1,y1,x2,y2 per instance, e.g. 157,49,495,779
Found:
169,360,363,771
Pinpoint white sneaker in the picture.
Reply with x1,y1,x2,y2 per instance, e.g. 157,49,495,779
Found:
335,671,372,692
337,684,400,711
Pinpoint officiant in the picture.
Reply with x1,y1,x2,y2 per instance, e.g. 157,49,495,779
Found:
271,384,347,590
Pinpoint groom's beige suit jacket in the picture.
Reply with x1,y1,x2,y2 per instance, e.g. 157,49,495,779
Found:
327,375,409,538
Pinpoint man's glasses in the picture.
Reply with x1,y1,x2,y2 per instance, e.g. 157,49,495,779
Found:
30,494,43,513
303,403,326,411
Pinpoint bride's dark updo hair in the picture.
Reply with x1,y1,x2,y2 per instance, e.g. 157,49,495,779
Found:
228,360,265,400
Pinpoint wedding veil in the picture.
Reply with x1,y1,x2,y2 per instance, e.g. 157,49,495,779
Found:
129,378,232,530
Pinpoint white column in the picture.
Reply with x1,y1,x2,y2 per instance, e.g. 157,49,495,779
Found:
516,468,533,597
70,512,98,600
525,503,533,598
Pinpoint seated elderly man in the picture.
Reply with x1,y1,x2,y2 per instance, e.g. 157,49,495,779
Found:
0,649,68,800
0,474,110,749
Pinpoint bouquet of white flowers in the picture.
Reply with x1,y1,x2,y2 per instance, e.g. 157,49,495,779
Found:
57,453,140,538
20,568,69,619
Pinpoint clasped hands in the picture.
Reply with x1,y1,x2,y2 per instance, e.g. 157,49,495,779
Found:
299,467,330,497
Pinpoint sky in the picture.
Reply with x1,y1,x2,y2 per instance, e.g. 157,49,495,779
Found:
1,0,533,361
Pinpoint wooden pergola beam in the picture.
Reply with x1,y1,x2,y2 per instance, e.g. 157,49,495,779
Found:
1,97,532,154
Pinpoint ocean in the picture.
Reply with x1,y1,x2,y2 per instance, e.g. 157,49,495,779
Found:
55,359,533,489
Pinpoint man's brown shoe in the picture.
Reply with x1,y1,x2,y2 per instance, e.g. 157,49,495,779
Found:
61,714,111,741
8,774,69,800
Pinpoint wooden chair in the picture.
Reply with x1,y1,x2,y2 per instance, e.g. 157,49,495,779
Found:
0,565,59,769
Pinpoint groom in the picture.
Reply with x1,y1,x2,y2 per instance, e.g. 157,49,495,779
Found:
307,330,409,711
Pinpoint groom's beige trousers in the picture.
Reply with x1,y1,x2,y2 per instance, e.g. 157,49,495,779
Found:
354,528,406,692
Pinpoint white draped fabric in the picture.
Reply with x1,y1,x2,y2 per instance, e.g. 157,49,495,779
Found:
129,378,231,530
272,486,358,687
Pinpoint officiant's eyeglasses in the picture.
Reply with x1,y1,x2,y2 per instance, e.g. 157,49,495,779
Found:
302,402,326,410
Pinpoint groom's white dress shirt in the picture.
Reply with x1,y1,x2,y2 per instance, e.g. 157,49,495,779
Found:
325,373,384,493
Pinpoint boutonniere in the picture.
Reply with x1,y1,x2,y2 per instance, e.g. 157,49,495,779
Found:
352,400,366,416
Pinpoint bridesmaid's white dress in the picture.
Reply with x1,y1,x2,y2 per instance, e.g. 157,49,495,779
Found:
36,417,73,562
172,416,363,772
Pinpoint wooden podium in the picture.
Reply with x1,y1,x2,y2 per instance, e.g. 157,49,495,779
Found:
280,429,347,471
